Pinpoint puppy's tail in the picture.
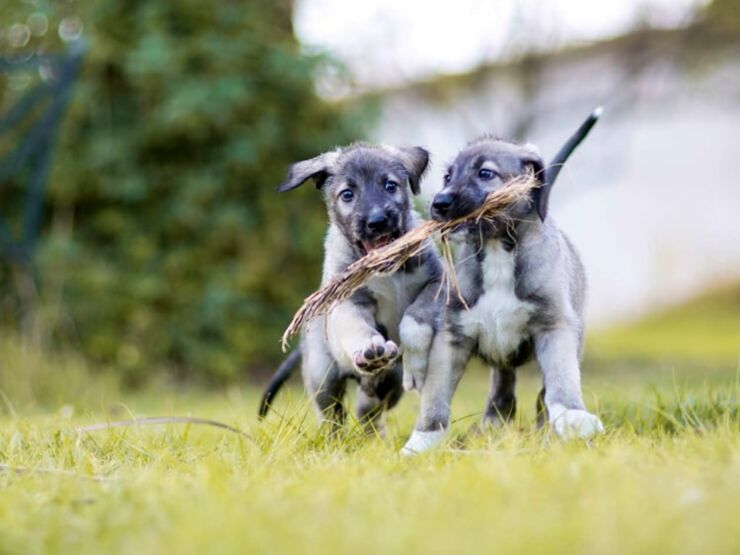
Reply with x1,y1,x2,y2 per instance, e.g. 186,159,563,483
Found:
538,106,602,221
258,347,301,419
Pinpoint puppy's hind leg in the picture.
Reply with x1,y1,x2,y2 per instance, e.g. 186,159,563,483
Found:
482,366,517,427
306,367,346,433
302,332,347,432
356,364,403,436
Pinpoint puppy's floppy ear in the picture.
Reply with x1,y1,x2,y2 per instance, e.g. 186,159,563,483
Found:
398,146,430,195
521,152,548,221
277,151,338,192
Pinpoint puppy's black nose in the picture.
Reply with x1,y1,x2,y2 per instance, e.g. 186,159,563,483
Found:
432,192,454,216
366,212,389,233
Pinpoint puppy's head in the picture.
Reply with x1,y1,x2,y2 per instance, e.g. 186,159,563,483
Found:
278,144,429,254
430,137,543,225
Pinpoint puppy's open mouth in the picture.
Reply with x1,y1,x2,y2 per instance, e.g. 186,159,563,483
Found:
358,233,398,255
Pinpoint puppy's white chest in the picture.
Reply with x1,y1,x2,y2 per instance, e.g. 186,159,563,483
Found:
460,242,535,362
366,273,414,341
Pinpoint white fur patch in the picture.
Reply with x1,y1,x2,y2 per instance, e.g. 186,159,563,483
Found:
400,429,447,456
366,267,428,343
366,277,405,343
459,241,535,363
399,316,433,352
549,403,605,439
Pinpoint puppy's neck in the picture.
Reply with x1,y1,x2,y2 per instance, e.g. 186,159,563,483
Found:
324,224,361,268
511,214,545,240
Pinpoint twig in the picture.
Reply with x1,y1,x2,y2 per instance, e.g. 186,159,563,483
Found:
76,416,253,441
0,417,254,481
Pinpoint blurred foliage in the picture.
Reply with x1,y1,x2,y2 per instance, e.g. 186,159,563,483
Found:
0,333,119,413
587,284,740,366
703,0,740,34
0,0,370,384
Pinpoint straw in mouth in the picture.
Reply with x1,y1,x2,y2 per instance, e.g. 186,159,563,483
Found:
280,173,538,351
359,233,396,254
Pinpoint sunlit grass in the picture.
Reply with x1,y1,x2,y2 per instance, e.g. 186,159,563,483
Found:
588,284,740,365
0,347,738,554
0,335,120,415
1,281,739,554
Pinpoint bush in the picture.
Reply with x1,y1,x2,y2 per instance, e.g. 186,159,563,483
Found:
0,1,370,384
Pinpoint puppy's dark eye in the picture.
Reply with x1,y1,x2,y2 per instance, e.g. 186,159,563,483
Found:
339,189,354,202
443,173,451,184
478,168,495,180
384,180,398,193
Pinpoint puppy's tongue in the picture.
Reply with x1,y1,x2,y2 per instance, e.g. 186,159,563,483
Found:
361,235,392,254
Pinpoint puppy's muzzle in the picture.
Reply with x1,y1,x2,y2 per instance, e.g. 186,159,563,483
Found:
366,211,390,234
431,188,485,222
357,210,401,254
431,192,454,220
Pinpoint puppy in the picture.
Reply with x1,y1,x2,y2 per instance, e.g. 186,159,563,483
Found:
403,110,605,453
262,143,443,433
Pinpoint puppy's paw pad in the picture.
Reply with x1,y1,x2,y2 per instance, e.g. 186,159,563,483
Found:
552,409,604,439
353,337,399,375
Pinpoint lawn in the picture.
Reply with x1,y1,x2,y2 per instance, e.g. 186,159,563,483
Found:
0,289,738,555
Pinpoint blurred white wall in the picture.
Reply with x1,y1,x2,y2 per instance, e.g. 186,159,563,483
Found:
370,32,740,327
296,0,706,91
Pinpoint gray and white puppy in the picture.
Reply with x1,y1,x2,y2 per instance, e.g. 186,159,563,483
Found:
403,110,605,454
266,143,443,432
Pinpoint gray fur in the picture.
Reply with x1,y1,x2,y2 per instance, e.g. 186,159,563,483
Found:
279,143,444,433
405,136,603,449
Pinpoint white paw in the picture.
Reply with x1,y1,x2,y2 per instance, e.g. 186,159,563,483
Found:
402,364,426,392
399,317,432,391
549,405,604,439
400,429,447,456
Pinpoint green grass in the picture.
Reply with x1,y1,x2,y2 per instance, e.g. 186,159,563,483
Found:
588,284,740,365
0,335,738,554
1,285,739,554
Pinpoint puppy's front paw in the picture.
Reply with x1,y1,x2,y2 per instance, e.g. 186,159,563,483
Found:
400,429,448,456
550,406,604,439
353,336,399,376
403,351,426,393
402,367,425,392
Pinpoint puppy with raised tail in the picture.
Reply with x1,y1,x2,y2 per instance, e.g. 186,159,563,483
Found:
403,109,605,454
262,144,443,433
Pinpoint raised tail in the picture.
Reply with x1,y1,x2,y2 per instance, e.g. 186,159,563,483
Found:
258,347,301,419
537,106,602,221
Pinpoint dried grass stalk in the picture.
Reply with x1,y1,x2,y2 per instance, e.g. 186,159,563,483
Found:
281,174,538,350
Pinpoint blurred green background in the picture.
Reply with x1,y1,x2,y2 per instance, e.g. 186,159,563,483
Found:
0,0,738,391
0,0,370,385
